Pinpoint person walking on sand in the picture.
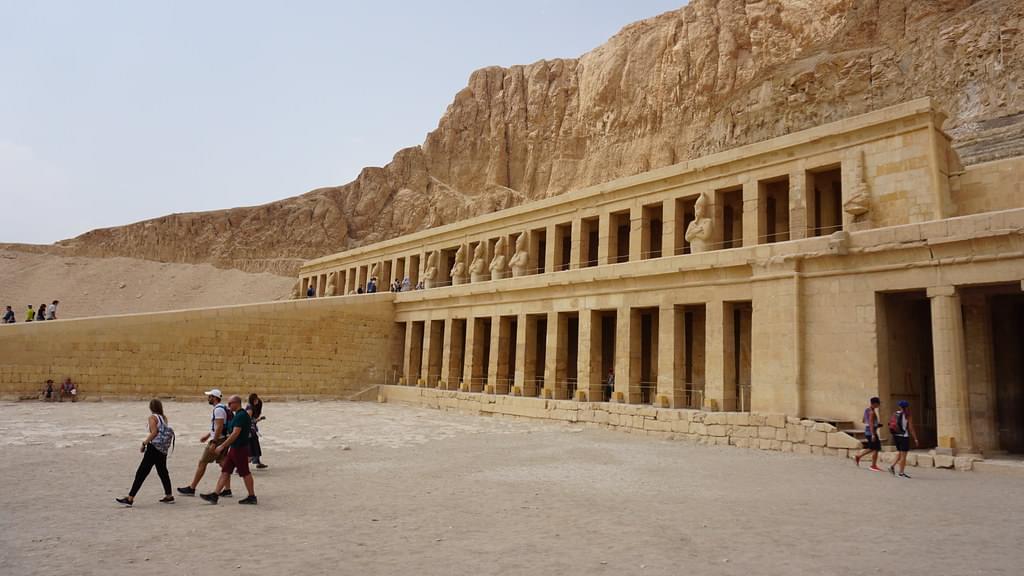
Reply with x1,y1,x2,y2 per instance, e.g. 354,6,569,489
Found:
46,300,59,320
246,393,268,469
855,397,883,471
25,304,35,322
888,400,918,478
177,389,233,497
116,399,176,507
2,305,14,323
201,395,258,505
36,303,48,322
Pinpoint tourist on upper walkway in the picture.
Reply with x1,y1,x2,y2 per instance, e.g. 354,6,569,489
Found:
367,277,377,293
854,397,883,471
888,400,918,478
115,399,175,507
357,286,364,294
25,305,35,322
177,389,233,497
401,277,411,292
201,395,258,505
415,280,424,290
45,300,58,320
2,306,14,323
246,393,268,469
36,303,48,322
306,284,315,298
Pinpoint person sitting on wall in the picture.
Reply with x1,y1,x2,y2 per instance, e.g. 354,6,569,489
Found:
367,277,378,293
42,379,55,402
401,277,411,292
306,284,315,298
60,378,75,402
357,286,364,294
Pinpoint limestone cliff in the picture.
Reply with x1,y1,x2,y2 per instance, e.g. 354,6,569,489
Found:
48,0,1024,276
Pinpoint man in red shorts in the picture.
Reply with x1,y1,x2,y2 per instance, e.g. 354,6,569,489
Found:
200,395,257,505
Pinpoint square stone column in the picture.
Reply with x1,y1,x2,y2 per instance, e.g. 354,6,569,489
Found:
544,312,566,399
928,286,975,454
443,318,466,391
630,205,644,262
598,211,612,265
577,310,602,401
662,198,678,258
440,317,454,389
615,307,641,403
463,318,484,392
405,321,423,386
514,313,531,395
742,180,759,248
788,169,809,241
656,305,684,408
569,218,582,269
488,316,512,394
703,301,729,410
422,320,443,388
544,224,557,274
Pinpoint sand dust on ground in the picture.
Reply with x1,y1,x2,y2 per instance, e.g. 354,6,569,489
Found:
1,400,1022,576
0,249,295,319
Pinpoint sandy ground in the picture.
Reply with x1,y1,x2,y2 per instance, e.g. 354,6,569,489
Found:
1,400,1022,576
0,249,295,319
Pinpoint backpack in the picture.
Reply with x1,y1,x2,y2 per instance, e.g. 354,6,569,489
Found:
888,411,904,435
151,415,175,454
212,404,233,440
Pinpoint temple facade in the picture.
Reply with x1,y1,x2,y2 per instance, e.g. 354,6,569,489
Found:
300,99,1024,456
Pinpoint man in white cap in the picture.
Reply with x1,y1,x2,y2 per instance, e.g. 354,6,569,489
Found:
177,389,233,496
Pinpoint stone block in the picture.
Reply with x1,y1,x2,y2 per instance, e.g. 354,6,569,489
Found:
749,413,767,426
765,413,786,428
806,430,827,447
578,410,595,422
656,409,678,422
786,416,802,425
637,407,658,418
727,412,749,426
905,453,918,467
707,424,727,437
827,432,863,450
800,419,816,428
644,419,672,432
714,436,730,446
787,424,806,443
759,438,774,450
781,441,794,453
608,413,620,426
671,420,689,433
934,454,955,469
770,439,783,451
732,437,750,449
758,426,776,440
823,448,838,457
689,422,707,435
775,428,787,441
794,444,811,455
954,456,979,471
880,452,899,465
811,446,824,455
593,410,609,424
705,413,727,425
813,422,837,433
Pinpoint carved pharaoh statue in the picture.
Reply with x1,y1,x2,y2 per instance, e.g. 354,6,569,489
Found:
325,271,337,296
684,192,713,253
469,242,490,283
489,237,509,280
510,232,530,277
422,251,439,288
450,244,468,285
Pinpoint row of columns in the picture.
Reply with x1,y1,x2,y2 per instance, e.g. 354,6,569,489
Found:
400,301,750,411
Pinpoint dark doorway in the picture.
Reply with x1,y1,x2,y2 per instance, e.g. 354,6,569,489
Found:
993,295,1024,453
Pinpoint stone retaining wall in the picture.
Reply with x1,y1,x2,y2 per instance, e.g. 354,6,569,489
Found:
377,385,981,471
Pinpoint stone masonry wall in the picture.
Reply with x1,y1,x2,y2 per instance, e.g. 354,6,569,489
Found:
377,386,982,472
0,294,396,400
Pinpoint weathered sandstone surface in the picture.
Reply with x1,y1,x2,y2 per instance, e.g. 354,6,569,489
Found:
25,0,1024,275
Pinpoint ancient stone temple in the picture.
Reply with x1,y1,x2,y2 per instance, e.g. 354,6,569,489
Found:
299,99,1024,457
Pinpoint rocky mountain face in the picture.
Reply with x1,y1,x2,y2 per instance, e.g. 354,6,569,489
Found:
46,0,1024,276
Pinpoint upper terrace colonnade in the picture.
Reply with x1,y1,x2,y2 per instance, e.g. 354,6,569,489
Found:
299,98,1024,457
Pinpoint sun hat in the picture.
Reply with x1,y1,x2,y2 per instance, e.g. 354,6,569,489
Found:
204,389,223,399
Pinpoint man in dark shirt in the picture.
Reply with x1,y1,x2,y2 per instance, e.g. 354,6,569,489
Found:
201,395,257,504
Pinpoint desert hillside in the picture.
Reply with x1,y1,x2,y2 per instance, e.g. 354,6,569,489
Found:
12,0,1024,280
0,249,295,320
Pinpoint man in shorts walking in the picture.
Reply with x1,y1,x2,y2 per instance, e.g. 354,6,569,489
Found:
201,395,257,505
889,399,918,478
854,397,883,471
177,389,233,496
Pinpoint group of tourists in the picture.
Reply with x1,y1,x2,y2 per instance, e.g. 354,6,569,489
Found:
115,389,267,507
42,378,77,401
854,396,919,478
2,301,59,323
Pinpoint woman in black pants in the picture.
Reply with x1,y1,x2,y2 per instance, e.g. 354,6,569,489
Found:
116,399,175,506
247,393,267,469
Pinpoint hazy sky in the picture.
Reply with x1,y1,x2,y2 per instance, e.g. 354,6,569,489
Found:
1,1,684,245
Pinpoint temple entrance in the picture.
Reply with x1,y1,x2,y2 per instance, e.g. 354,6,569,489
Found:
565,314,579,398
878,292,938,449
532,315,547,396
992,294,1024,453
638,307,659,404
448,319,467,390
725,302,752,412
683,305,706,408
427,320,444,387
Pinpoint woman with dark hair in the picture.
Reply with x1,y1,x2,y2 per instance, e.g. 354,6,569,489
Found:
116,399,175,506
246,393,268,469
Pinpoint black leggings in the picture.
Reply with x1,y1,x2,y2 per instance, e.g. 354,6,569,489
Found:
129,444,172,497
